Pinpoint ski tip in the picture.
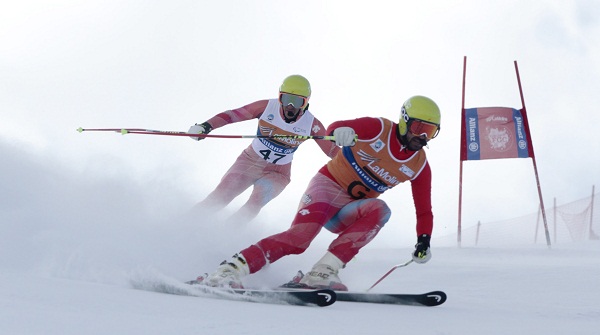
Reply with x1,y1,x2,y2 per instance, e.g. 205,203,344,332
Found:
76,127,84,133
315,289,337,307
424,290,447,306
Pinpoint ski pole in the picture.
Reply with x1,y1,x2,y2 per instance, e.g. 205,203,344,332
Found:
76,127,335,141
366,260,413,292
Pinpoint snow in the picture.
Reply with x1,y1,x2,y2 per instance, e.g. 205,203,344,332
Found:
2,224,599,335
1,141,600,334
2,135,600,335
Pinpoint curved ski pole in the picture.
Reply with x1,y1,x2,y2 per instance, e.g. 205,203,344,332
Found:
76,127,335,140
366,260,413,292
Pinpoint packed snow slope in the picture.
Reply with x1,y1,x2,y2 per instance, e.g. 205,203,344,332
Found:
1,142,598,335
1,221,599,334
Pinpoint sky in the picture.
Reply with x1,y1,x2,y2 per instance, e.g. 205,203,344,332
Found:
1,0,600,243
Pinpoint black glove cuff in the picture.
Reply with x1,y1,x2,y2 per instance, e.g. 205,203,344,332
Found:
417,234,431,247
198,122,213,133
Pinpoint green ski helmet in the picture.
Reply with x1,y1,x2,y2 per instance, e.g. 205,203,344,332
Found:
279,74,311,98
279,75,311,111
398,96,441,140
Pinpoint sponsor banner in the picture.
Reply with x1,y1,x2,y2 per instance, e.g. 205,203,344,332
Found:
463,107,531,161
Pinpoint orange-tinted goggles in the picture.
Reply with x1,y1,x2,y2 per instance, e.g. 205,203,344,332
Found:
408,119,440,140
279,93,308,109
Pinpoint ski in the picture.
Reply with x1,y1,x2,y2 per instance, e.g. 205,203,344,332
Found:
131,276,336,307
335,290,446,306
279,275,444,307
215,287,337,307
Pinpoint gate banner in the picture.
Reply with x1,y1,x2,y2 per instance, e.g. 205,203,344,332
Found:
461,107,532,161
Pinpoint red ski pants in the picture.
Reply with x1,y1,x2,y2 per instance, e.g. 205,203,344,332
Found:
240,172,391,273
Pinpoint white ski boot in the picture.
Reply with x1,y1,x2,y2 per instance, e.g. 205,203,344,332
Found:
298,252,348,291
202,253,250,289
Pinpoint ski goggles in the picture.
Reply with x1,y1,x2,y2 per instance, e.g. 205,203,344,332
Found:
407,118,440,140
279,93,308,109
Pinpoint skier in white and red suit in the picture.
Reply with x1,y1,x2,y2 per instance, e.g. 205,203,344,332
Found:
200,95,441,291
188,75,339,223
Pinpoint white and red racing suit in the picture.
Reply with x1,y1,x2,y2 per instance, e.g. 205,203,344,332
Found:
195,99,339,222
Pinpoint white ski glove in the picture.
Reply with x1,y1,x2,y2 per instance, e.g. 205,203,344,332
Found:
188,122,212,141
333,127,356,147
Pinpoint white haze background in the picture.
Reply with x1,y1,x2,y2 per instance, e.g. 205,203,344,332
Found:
1,1,599,334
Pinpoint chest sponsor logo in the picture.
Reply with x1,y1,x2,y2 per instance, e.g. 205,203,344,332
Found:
293,126,308,134
399,164,415,178
370,139,385,152
356,150,401,187
259,125,275,135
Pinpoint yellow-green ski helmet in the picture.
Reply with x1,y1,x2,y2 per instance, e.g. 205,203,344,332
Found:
279,74,311,111
279,74,311,98
398,95,441,140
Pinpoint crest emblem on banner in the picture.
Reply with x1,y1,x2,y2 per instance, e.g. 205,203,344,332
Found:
485,126,511,152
